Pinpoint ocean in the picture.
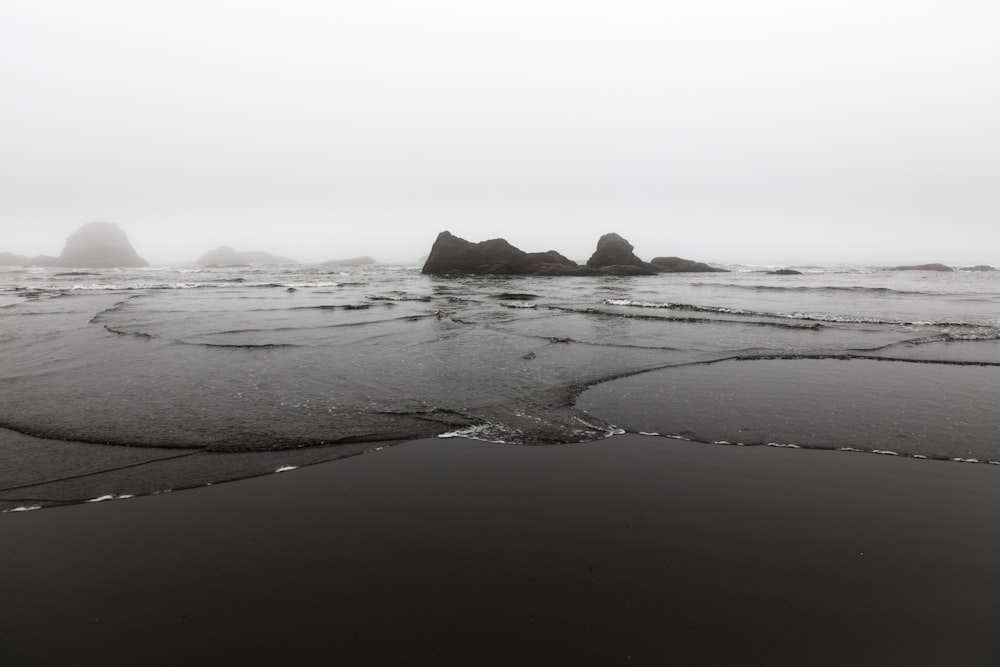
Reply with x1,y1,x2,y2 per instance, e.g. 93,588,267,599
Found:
2,263,998,512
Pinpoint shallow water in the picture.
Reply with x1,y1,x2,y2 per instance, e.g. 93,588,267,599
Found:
1,263,998,509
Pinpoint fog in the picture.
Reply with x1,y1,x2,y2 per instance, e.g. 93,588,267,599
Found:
2,1,998,266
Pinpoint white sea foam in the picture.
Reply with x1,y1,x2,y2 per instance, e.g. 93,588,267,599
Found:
438,423,524,444
872,450,899,456
275,465,297,473
639,431,660,437
767,442,800,449
5,505,42,513
952,457,980,463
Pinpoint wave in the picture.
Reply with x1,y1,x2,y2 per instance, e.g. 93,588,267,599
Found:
602,299,996,329
690,282,935,296
551,305,822,330
367,294,432,302
12,280,359,292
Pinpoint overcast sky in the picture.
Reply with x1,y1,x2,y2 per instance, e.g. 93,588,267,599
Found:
1,1,998,265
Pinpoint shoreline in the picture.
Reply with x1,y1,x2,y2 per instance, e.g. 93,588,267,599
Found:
3,434,1000,665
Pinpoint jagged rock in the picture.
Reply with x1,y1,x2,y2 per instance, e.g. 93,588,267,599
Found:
421,231,582,276
891,263,953,272
650,256,729,273
323,256,377,267
58,222,148,268
421,231,719,277
962,265,996,272
586,233,647,269
195,246,297,266
767,269,803,275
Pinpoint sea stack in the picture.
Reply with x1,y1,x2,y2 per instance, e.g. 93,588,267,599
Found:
586,233,649,271
58,222,148,268
421,231,580,276
421,231,725,276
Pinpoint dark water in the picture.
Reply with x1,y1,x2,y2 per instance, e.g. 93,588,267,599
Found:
2,263,999,510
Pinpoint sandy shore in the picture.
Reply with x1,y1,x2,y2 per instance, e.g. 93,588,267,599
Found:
3,435,1000,666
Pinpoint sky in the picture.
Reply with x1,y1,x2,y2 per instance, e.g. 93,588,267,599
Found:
1,0,998,266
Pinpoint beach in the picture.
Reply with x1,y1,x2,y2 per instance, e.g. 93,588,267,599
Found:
3,434,1000,666
2,264,999,664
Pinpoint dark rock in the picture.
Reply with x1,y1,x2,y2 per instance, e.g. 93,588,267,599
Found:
421,230,718,278
196,246,297,266
891,263,953,272
323,256,377,267
767,269,803,275
58,222,148,268
650,256,729,273
586,233,647,269
421,231,583,276
962,265,996,272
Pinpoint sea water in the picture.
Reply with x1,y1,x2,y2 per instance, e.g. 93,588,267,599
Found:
1,263,998,509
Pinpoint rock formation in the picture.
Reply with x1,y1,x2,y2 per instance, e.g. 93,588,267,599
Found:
586,233,650,271
57,222,148,268
891,263,953,272
195,246,297,266
650,256,729,273
767,269,803,275
962,265,996,272
422,232,580,276
421,231,726,277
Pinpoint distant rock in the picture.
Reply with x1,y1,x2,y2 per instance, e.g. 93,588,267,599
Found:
891,263,953,272
650,256,729,273
962,265,996,272
322,256,377,267
58,222,148,268
195,246,297,266
0,251,59,267
421,231,582,276
767,269,803,275
586,233,648,270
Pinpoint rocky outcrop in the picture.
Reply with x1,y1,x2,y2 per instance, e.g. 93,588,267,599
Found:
422,232,581,276
767,269,803,275
421,231,724,277
962,265,996,272
58,222,148,268
650,256,729,273
323,256,377,267
195,246,297,266
586,235,725,274
586,233,648,270
891,263,953,272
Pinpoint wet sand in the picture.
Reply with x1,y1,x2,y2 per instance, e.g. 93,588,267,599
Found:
3,435,1000,666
